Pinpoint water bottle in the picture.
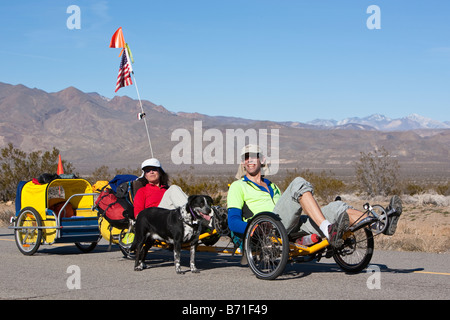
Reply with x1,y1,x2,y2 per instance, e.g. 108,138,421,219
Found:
296,233,321,246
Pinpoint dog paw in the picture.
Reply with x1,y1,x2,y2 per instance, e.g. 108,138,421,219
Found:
191,269,200,274
176,269,185,275
134,262,146,271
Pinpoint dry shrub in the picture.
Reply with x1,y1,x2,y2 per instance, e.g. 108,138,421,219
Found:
0,203,14,227
171,172,232,206
354,146,400,197
276,169,346,203
375,220,450,253
335,193,450,253
436,182,450,196
373,194,450,253
402,193,450,207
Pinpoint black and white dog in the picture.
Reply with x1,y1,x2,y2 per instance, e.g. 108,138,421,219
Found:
130,195,214,274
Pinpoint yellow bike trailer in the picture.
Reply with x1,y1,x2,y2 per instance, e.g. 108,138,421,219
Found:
10,178,100,255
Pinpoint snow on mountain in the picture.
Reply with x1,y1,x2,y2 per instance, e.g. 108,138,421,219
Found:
306,119,337,127
307,113,450,131
404,113,448,129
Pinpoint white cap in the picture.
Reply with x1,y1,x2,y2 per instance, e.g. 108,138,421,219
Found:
235,144,271,179
141,158,161,169
240,144,263,158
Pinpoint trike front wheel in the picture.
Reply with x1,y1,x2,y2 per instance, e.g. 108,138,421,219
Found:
244,213,289,280
14,207,43,256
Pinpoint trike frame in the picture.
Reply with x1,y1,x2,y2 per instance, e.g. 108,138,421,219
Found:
117,205,377,280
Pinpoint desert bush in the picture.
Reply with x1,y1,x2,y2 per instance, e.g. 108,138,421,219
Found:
354,146,400,197
404,183,425,195
276,168,346,203
375,218,450,253
89,165,112,183
0,143,76,201
0,206,14,226
171,172,232,205
88,165,141,184
399,193,450,207
436,182,450,196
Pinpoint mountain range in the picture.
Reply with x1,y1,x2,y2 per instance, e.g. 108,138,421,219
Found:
300,113,450,131
0,81,449,180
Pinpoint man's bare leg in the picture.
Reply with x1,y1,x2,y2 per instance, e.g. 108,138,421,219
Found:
347,208,368,225
298,191,326,226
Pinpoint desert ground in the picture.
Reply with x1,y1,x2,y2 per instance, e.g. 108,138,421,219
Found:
334,194,450,254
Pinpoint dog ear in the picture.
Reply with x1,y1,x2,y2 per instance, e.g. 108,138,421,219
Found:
205,196,213,205
187,195,197,204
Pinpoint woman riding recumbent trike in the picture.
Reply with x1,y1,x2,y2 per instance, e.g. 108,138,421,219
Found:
94,175,228,258
10,177,100,255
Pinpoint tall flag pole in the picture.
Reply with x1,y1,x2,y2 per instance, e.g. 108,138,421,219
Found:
110,27,154,158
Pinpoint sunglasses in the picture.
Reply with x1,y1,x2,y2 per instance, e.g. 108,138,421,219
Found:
143,166,159,173
243,152,260,161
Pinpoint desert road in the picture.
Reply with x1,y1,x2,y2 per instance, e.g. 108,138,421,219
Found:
1,227,449,302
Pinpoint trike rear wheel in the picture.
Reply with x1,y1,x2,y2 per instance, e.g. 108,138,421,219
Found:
244,213,289,280
14,207,43,256
333,228,374,273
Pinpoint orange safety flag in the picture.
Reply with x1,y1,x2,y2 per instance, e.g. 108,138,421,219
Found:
109,27,126,48
57,155,64,175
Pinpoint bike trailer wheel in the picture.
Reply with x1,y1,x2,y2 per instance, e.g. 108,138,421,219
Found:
14,207,43,256
244,213,289,280
333,228,374,273
75,241,98,253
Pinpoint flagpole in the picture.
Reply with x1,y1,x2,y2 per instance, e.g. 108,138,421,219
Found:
122,47,154,158
132,71,154,158
110,27,154,158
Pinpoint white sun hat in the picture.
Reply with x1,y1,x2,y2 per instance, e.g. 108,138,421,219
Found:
141,158,161,169
140,158,163,177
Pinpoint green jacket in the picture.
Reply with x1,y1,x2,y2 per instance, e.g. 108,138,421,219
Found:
227,176,281,234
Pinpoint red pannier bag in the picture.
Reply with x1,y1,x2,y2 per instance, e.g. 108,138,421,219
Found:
95,188,132,229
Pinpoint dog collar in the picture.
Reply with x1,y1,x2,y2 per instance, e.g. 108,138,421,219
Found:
188,205,199,224
179,206,198,226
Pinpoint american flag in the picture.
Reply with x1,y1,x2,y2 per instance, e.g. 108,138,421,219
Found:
115,51,133,92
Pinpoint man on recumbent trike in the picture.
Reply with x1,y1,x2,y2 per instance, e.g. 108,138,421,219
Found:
227,144,403,257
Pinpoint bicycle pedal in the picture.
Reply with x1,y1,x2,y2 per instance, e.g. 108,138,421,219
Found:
316,253,323,262
325,248,334,258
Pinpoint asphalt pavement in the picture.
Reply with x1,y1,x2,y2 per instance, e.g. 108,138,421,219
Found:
1,227,449,302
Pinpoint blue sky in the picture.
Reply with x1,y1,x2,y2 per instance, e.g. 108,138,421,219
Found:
1,0,449,123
